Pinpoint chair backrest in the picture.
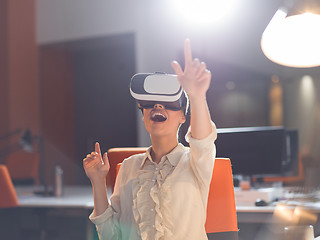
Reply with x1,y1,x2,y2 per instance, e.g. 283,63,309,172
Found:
5,151,39,184
0,165,19,208
108,147,238,237
106,147,148,192
205,158,238,237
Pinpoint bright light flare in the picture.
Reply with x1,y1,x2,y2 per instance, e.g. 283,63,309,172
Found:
261,9,320,68
173,0,236,25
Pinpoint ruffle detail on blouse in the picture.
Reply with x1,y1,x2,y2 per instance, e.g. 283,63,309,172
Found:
153,184,174,239
132,160,174,240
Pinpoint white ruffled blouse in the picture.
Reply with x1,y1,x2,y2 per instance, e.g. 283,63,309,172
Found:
90,123,217,240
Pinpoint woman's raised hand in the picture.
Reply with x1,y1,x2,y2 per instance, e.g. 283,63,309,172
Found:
83,142,110,183
171,39,211,100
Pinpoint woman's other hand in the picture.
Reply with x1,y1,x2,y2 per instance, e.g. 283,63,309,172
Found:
83,142,110,183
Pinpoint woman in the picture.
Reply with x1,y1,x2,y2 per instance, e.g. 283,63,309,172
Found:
83,39,217,240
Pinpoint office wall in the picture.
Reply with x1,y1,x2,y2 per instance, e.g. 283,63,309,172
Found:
35,0,188,147
0,0,9,151
0,0,317,184
283,75,320,164
35,0,320,161
35,0,279,147
0,0,40,160
39,34,137,184
72,34,137,183
39,46,76,185
7,0,40,135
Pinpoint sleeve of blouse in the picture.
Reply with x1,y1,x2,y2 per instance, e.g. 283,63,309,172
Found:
88,166,123,240
186,121,217,189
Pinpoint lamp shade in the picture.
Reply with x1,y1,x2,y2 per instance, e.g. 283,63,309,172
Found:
261,8,320,68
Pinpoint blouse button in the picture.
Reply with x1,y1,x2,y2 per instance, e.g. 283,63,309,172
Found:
155,167,158,171
150,208,154,212
152,224,155,228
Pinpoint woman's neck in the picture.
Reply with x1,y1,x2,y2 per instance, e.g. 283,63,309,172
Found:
150,136,179,164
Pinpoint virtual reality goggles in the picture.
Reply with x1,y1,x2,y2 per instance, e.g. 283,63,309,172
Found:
130,73,187,112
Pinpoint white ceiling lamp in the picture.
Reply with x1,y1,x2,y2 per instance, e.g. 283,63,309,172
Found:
261,0,320,68
173,0,236,25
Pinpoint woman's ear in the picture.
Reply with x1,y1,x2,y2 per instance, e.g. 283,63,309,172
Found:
180,113,186,124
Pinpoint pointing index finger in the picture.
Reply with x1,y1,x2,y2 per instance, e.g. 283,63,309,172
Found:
184,39,193,67
95,142,102,157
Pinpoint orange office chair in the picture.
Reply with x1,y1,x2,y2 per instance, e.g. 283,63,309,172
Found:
0,164,18,208
106,147,148,192
205,158,239,239
0,164,20,239
108,147,239,240
5,150,39,185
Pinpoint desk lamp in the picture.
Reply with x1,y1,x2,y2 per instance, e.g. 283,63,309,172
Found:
0,130,53,195
0,129,33,163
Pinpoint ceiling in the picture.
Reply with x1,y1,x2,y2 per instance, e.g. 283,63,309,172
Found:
185,0,320,81
36,0,320,81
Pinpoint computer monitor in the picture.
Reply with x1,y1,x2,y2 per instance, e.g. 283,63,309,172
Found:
215,126,286,177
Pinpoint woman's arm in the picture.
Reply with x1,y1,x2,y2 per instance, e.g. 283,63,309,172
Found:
83,142,110,216
171,39,212,140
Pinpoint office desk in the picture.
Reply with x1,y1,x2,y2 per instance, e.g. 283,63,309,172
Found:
234,187,320,225
16,186,320,240
17,185,94,209
237,205,278,223
237,204,320,240
16,186,95,240
237,205,320,225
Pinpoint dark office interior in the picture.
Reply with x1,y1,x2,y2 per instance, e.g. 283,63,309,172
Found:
1,0,320,239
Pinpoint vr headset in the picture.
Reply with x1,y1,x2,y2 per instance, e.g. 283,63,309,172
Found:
130,73,188,112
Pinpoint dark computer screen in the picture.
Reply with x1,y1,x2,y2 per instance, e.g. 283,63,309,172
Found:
215,126,286,176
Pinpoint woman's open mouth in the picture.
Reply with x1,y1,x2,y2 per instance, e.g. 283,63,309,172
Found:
151,112,167,122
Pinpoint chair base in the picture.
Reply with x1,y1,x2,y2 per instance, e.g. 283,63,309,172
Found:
207,231,239,240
